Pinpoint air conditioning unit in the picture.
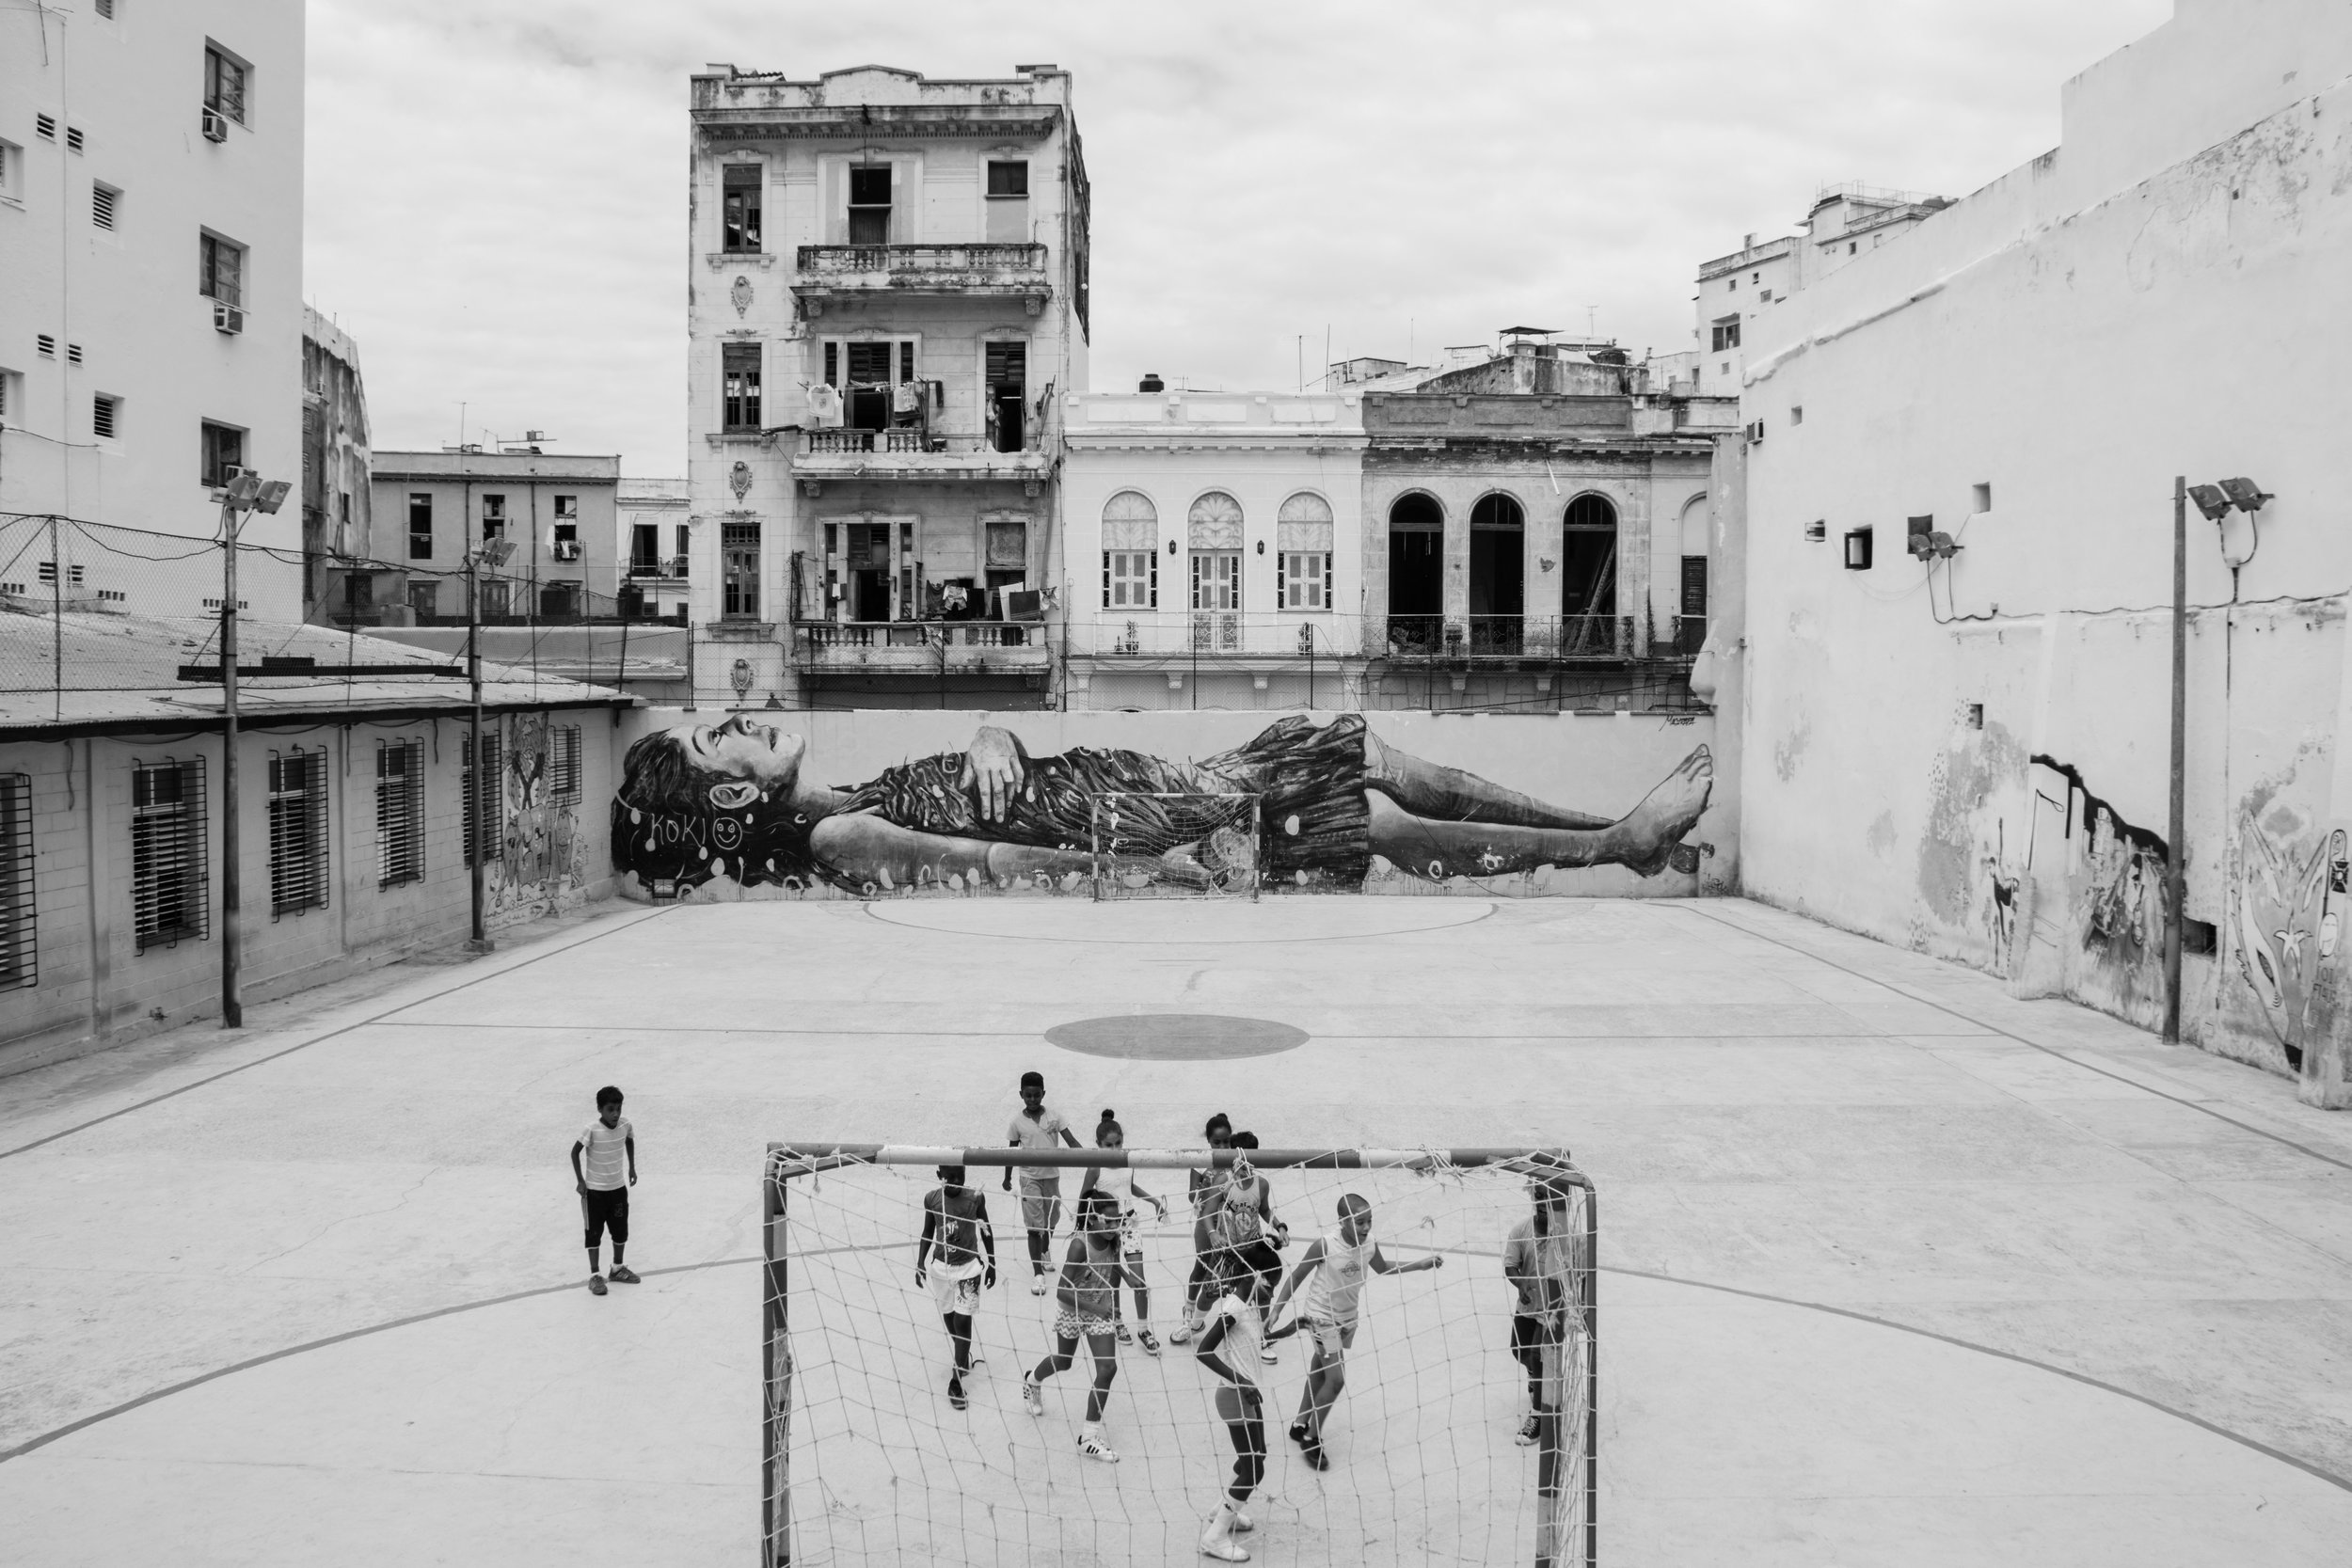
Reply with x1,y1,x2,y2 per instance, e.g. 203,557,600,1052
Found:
200,106,230,143
213,302,245,335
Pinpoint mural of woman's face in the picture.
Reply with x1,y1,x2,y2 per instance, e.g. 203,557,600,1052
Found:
675,715,803,791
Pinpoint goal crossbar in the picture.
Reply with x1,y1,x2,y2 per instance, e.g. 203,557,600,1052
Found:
767,1141,1584,1178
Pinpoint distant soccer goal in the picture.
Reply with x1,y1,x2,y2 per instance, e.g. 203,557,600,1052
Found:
1088,791,1262,900
761,1142,1597,1567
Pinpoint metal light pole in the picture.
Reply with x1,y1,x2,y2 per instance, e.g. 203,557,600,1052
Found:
215,471,292,1030
465,537,516,952
2164,476,2186,1044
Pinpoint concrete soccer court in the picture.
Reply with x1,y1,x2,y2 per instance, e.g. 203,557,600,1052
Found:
6,895,2352,1566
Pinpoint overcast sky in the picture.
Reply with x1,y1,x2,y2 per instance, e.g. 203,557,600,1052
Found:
305,0,2173,471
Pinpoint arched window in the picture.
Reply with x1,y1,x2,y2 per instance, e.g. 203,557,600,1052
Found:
1385,493,1443,638
1278,493,1335,610
1188,491,1244,613
1470,493,1524,531
1677,494,1709,646
1468,493,1525,633
1563,493,1618,622
1102,490,1157,610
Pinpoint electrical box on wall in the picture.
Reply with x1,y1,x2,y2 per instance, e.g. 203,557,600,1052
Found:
1805,519,1827,543
1843,526,1873,570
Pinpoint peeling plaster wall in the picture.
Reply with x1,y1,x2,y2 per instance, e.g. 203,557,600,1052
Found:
1739,2,2352,1101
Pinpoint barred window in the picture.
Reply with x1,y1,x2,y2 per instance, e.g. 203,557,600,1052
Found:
267,749,329,917
132,759,207,952
376,739,423,887
0,773,33,988
551,725,582,804
463,731,503,867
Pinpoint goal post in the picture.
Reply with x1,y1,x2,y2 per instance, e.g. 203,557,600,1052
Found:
1088,790,1263,901
761,1142,1597,1568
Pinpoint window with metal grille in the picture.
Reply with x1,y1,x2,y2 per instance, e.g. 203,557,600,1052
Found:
0,773,34,988
205,45,249,125
92,395,118,439
96,0,114,18
132,759,207,952
463,732,503,867
267,749,328,917
199,232,244,307
551,726,582,804
92,182,118,230
375,740,423,886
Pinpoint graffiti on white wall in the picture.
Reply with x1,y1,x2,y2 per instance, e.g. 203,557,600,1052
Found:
612,713,1713,900
2231,810,2344,1073
485,712,586,925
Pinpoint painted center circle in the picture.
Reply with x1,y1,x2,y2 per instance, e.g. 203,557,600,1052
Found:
1045,1014,1310,1061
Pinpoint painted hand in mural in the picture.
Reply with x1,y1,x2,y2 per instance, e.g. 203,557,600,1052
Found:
963,726,1027,823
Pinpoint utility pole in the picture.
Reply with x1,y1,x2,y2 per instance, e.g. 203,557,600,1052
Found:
213,471,290,1030
465,536,515,952
2164,475,2187,1045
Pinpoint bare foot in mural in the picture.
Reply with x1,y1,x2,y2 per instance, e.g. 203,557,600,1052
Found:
1605,746,1714,876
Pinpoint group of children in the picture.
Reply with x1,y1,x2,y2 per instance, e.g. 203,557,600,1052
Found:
571,1074,1576,1565
928,1073,1451,1562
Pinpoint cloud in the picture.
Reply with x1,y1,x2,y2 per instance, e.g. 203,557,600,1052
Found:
305,0,2173,468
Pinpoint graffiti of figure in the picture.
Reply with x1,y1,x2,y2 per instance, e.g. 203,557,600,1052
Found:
2234,821,2343,1064
611,713,1713,898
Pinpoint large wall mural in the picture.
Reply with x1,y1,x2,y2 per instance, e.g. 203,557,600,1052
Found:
2226,751,2347,1079
611,713,1713,900
485,711,588,926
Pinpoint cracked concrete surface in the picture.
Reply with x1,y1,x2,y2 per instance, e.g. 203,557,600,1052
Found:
3,895,2352,1564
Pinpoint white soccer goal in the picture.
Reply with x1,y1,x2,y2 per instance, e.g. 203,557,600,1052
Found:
1089,792,1263,900
761,1142,1597,1568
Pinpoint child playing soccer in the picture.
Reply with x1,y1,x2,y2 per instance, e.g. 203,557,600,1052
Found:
1502,1172,1578,1445
570,1085,638,1296
1211,1141,1290,1363
915,1164,997,1410
1022,1188,1126,1462
1079,1109,1170,1354
1004,1069,1082,1295
1169,1114,1235,1346
1268,1192,1442,1470
1195,1248,1300,1561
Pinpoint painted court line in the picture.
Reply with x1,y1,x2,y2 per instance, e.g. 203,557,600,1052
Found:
8,1241,2343,1498
1674,902,2352,1178
0,906,675,1164
864,899,1500,943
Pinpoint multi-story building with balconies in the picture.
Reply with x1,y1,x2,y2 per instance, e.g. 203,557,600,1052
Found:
686,62,1089,709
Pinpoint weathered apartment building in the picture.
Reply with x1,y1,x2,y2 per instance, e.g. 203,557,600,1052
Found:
0,0,307,621
685,62,1089,709
369,447,622,625
1059,334,1741,712
301,305,373,624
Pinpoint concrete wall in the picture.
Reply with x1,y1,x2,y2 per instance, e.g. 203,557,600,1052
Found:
610,705,1727,902
1738,0,2352,1100
0,705,617,1069
0,0,307,619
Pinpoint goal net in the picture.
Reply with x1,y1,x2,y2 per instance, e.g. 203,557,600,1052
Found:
1089,792,1262,900
761,1143,1596,1568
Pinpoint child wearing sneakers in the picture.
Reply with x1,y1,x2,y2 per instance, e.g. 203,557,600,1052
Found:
1023,1188,1127,1462
916,1164,997,1410
1003,1069,1082,1294
1195,1247,1299,1560
571,1085,638,1295
1079,1109,1170,1354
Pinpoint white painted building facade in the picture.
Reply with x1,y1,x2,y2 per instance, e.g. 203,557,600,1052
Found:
1059,390,1368,711
0,0,305,620
1737,0,2352,1100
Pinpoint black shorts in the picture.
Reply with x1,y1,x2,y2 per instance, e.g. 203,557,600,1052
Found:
1510,1311,1547,1374
583,1186,629,1246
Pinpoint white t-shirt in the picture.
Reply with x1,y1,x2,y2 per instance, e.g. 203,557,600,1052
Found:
1008,1107,1069,1188
1303,1230,1375,1324
580,1117,632,1191
1207,1291,1263,1391
1503,1215,1574,1312
1093,1164,1134,1206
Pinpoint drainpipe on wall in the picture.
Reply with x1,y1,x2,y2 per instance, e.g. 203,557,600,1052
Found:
2164,476,2186,1045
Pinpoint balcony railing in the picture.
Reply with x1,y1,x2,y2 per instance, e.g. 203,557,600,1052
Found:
795,243,1049,287
804,428,930,455
1379,615,1640,660
795,619,1049,672
628,555,689,581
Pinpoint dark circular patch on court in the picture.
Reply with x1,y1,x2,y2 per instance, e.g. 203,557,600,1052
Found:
1045,1014,1310,1061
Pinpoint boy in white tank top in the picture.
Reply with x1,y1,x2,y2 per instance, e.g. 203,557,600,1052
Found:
1266,1192,1443,1470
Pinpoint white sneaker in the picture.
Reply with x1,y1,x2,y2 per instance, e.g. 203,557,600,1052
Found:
1078,1429,1120,1464
1259,1343,1279,1363
1199,1505,1249,1561
1022,1380,1043,1418
1231,1507,1254,1533
1030,1275,1047,1296
1168,1321,1196,1345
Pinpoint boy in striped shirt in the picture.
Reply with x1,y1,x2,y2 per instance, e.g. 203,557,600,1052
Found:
571,1085,638,1296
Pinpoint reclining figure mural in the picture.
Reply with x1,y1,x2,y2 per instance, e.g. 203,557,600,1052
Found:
612,713,1711,897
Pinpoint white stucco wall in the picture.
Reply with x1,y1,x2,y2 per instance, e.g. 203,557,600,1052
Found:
1739,0,2352,1099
